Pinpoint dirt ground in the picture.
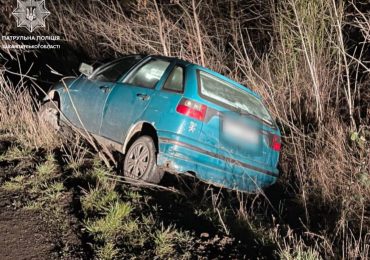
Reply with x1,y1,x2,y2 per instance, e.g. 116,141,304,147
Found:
0,189,85,260
0,205,54,260
0,187,57,259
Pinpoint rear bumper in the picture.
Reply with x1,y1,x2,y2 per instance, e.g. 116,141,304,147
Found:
157,137,279,193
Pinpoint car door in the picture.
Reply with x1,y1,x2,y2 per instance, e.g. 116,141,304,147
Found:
148,64,197,134
62,76,114,134
62,56,142,134
99,58,172,143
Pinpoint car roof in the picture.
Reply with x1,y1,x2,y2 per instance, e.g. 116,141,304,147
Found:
147,55,193,67
123,54,260,99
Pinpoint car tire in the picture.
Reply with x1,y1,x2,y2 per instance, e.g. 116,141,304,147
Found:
38,101,60,130
123,135,164,184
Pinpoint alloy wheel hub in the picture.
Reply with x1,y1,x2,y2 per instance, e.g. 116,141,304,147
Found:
126,143,149,178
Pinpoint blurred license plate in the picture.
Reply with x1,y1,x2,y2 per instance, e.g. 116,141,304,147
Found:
223,119,259,144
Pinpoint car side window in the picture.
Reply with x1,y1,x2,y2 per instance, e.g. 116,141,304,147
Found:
163,66,184,93
124,59,170,89
90,56,141,82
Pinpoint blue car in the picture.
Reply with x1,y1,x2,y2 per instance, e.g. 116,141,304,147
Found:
41,55,281,192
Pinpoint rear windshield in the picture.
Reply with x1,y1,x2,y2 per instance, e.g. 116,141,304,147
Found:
198,70,273,125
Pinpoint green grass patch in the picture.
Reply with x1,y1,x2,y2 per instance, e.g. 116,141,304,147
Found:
81,186,119,215
35,153,58,183
2,175,27,191
95,241,119,260
85,201,133,241
0,145,33,161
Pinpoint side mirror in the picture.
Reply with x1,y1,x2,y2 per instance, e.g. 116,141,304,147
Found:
79,63,93,77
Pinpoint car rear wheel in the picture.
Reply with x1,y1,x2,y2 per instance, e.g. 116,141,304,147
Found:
38,101,60,130
123,136,164,184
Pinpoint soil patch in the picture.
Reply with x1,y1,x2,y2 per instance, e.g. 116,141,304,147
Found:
0,193,54,260
0,190,86,260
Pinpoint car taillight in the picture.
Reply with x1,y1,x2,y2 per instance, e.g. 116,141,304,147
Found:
176,98,207,121
271,134,281,151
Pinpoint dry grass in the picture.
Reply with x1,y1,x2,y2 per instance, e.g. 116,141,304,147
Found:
0,73,60,149
1,0,369,258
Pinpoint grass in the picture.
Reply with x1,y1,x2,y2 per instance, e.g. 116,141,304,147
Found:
280,247,322,260
0,74,60,149
153,224,192,258
95,242,119,260
85,201,133,240
78,161,199,258
35,154,58,183
2,175,26,191
78,159,116,189
0,145,33,161
1,0,370,258
23,200,44,210
154,225,177,257
81,186,119,215
278,235,322,260
41,181,64,201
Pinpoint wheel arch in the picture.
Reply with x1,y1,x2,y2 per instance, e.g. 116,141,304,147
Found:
122,121,159,154
45,90,61,106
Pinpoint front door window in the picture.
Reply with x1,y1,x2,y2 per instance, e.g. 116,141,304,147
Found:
124,59,170,88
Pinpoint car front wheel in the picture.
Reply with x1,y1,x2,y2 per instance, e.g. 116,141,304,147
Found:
123,135,164,184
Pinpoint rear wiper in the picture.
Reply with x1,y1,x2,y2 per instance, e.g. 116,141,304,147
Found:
233,107,273,126
233,107,252,117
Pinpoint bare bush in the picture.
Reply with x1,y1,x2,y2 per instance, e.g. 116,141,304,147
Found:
1,0,369,257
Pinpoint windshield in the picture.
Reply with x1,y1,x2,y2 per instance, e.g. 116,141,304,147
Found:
198,70,273,125
90,56,142,82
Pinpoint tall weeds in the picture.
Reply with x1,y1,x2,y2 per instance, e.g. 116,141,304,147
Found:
1,0,369,257
0,73,60,149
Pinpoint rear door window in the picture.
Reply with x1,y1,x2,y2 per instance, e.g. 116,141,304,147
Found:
162,66,184,93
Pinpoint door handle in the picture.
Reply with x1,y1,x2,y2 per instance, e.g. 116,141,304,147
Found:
136,93,150,101
99,85,111,93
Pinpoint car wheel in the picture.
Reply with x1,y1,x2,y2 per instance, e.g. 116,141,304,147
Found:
123,135,164,184
38,101,60,130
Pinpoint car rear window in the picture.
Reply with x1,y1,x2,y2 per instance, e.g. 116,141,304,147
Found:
198,70,273,125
